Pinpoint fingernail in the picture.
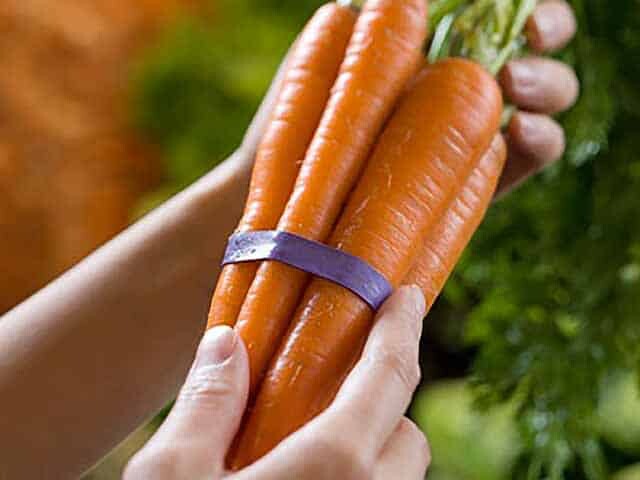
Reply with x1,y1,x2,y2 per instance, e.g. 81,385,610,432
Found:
195,326,237,367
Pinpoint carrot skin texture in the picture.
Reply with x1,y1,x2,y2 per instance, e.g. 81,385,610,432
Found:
235,0,428,393
230,58,503,468
206,3,357,329
405,133,506,307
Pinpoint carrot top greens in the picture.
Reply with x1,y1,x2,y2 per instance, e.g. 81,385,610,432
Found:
427,0,536,74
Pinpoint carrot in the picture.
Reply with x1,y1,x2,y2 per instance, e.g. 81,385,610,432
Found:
234,0,428,393
206,3,357,329
405,133,507,308
230,58,503,468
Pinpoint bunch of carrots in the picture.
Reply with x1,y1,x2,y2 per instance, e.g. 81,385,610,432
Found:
206,0,537,468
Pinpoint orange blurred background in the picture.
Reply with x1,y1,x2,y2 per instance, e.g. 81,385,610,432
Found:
0,0,196,312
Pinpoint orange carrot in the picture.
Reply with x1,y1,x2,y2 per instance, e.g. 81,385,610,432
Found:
230,58,503,468
234,0,428,393
207,3,357,329
405,133,507,307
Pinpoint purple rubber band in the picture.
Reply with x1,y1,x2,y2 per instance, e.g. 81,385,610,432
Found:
222,230,393,310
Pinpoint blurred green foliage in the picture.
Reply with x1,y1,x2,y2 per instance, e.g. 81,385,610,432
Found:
446,0,640,477
613,464,640,480
412,376,640,480
131,0,640,478
412,379,522,480
131,0,323,193
598,373,640,456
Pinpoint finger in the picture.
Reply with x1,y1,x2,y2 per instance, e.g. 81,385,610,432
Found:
124,327,249,480
233,289,426,480
508,111,566,164
495,113,565,196
526,0,577,53
374,418,431,480
318,286,426,456
499,57,579,115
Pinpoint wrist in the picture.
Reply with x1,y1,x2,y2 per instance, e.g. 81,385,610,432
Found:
179,149,251,224
224,146,255,182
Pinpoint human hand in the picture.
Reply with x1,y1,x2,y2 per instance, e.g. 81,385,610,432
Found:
496,0,579,195
124,286,429,480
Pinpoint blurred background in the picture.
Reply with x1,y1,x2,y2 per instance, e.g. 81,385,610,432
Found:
1,0,639,478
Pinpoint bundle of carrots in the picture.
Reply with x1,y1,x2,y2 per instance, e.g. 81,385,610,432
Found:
206,0,536,468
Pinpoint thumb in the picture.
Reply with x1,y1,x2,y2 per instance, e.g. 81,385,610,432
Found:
131,326,249,479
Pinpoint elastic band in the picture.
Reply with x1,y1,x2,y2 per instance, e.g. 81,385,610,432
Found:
222,230,393,310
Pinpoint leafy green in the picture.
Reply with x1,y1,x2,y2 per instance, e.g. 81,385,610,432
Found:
598,372,640,455
131,0,321,193
612,464,640,480
427,0,536,73
444,0,640,477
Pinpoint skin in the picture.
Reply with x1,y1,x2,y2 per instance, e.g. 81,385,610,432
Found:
0,2,578,478
497,0,579,194
125,287,431,480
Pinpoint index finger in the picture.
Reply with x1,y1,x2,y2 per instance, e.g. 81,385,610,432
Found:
316,286,426,456
526,0,577,53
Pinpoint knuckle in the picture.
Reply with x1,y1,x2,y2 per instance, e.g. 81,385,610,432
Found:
179,366,235,404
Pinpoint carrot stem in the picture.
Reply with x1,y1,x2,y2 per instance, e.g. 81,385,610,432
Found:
427,0,537,74
489,0,536,74
501,104,516,127
429,0,467,31
427,12,457,63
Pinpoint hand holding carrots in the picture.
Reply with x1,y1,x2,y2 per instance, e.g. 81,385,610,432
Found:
125,287,431,480
497,0,579,194
204,0,579,468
